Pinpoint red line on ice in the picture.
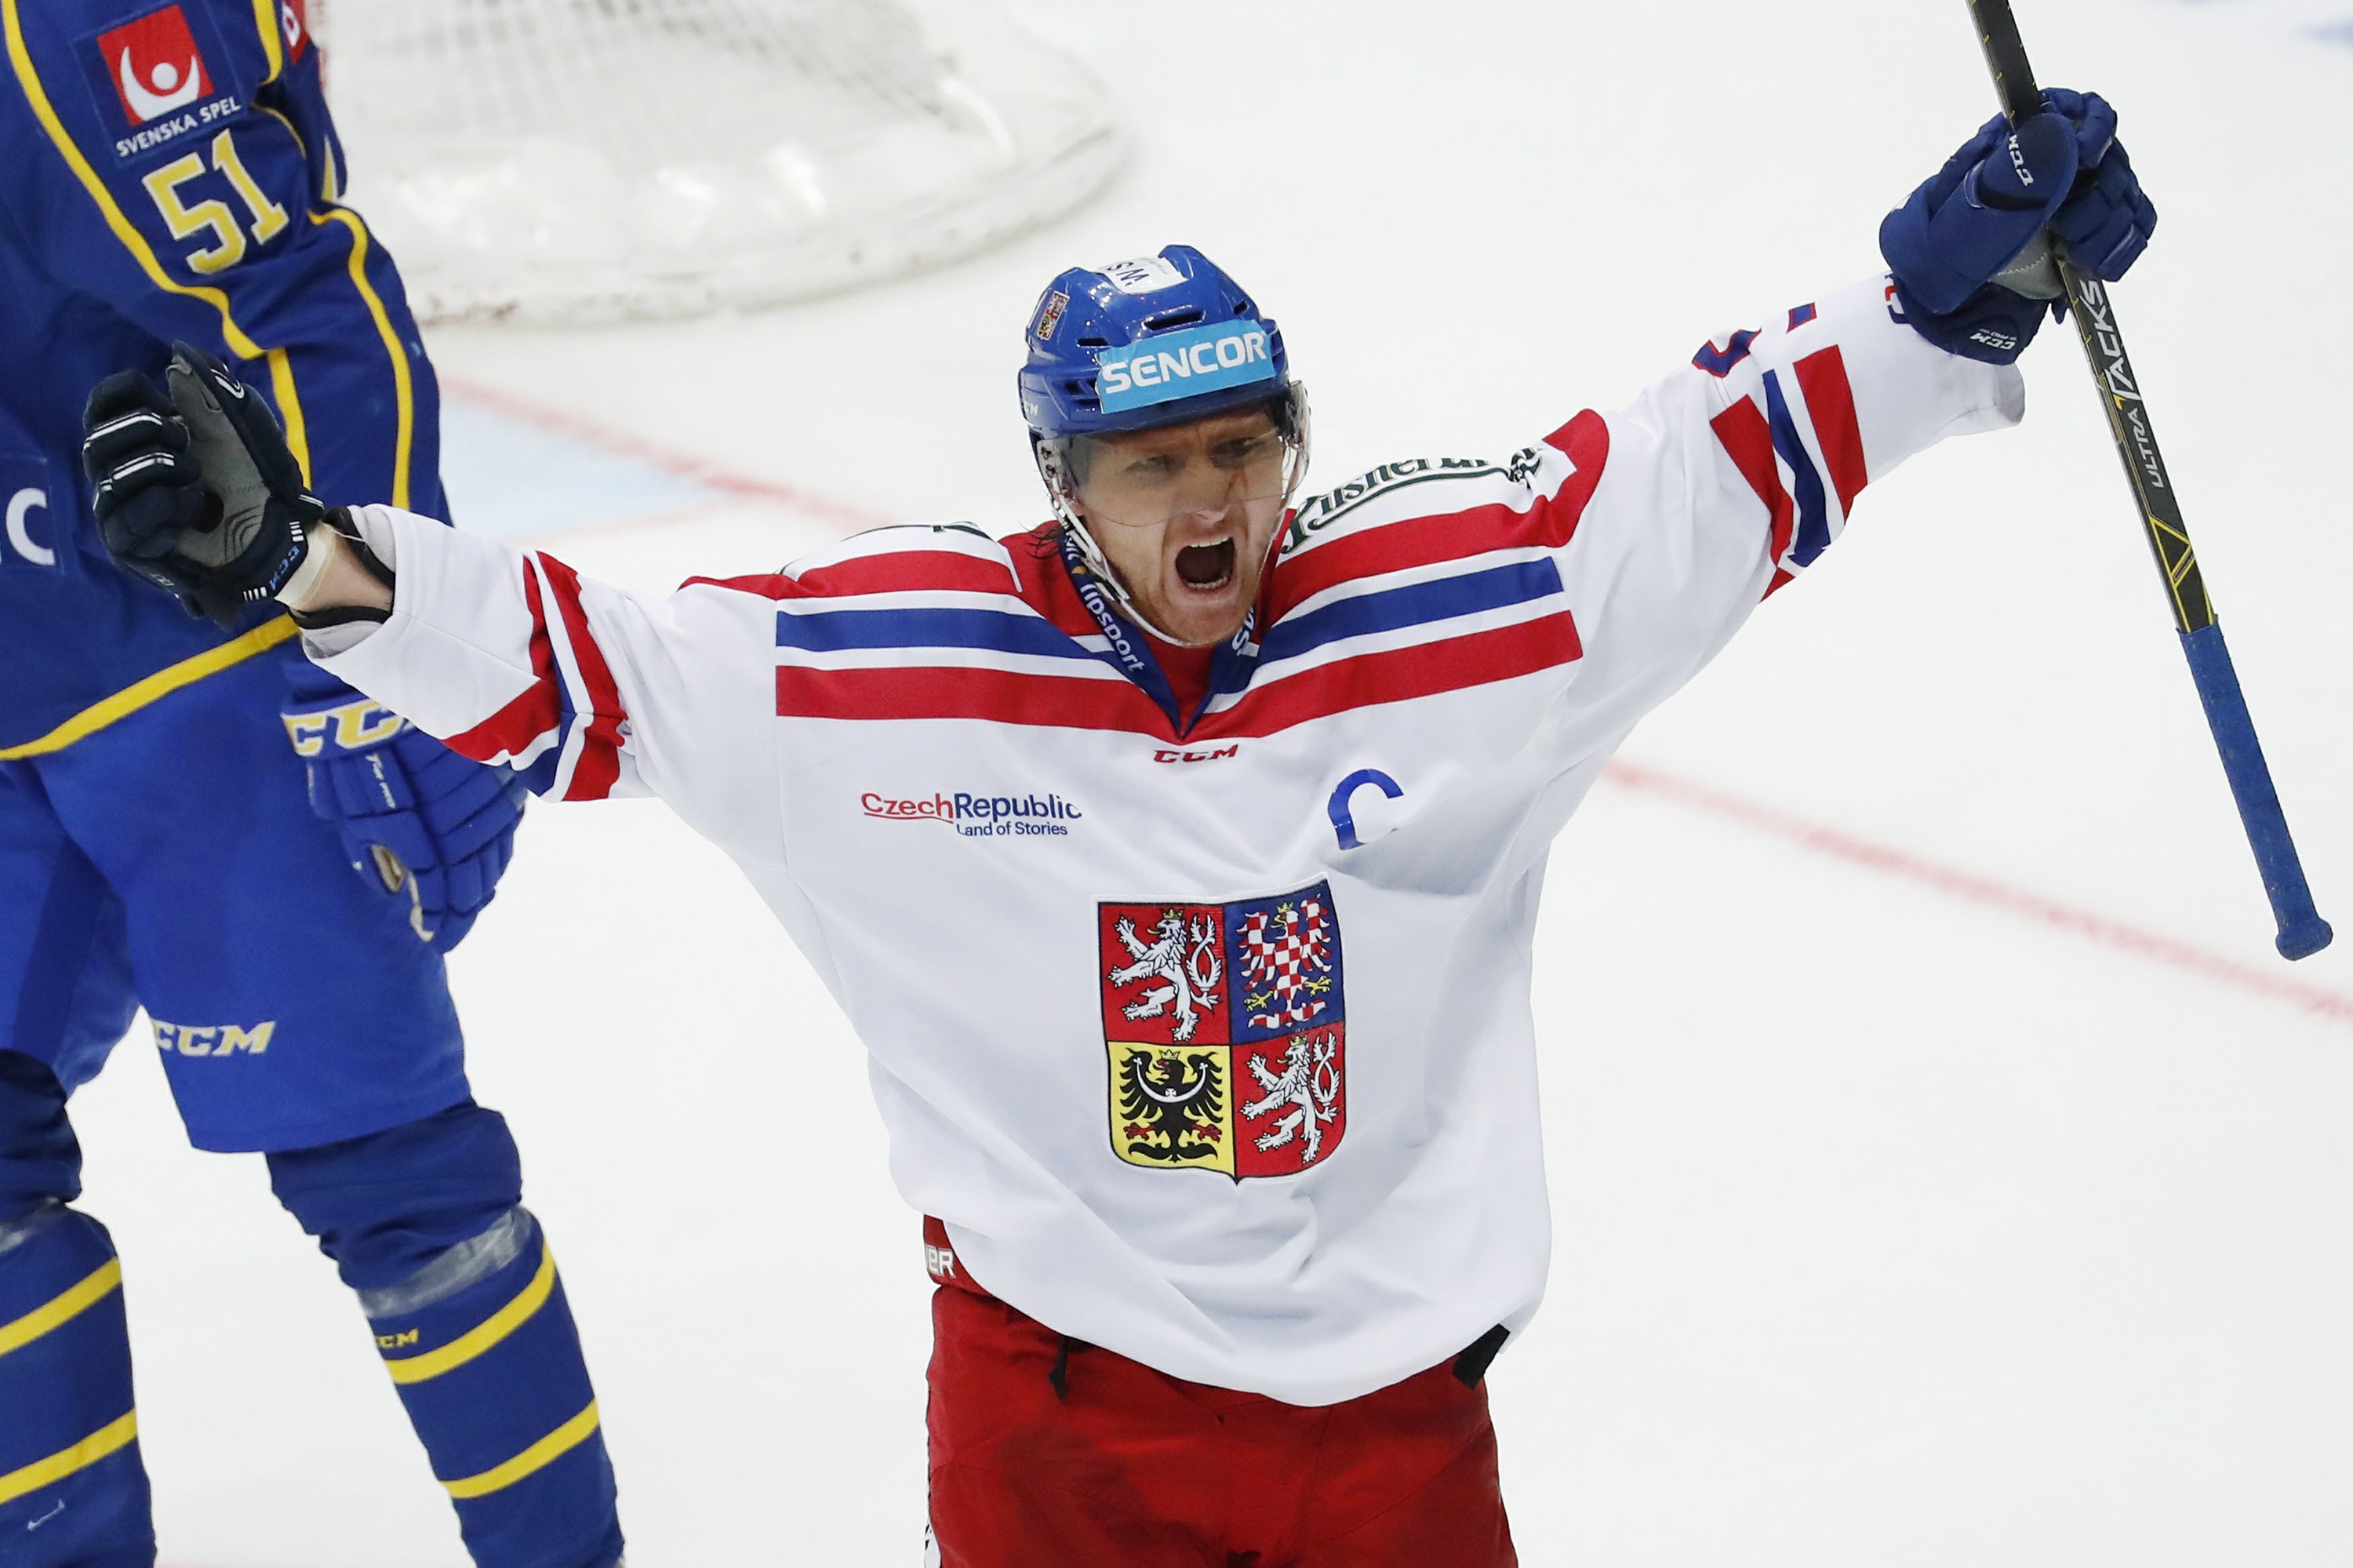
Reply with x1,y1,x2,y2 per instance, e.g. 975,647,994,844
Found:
440,374,888,534
1601,758,2353,1028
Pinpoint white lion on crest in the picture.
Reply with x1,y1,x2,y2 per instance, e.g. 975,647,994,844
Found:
1109,911,1224,1042
1243,1031,1342,1164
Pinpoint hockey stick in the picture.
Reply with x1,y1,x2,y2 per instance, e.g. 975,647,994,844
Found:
1966,0,2332,960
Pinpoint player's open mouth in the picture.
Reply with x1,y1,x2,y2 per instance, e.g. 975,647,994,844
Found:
1174,537,1235,592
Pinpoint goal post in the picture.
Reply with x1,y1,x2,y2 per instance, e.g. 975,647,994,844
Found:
310,0,1125,323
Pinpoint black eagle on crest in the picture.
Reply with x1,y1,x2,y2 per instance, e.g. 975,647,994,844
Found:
1118,1050,1225,1162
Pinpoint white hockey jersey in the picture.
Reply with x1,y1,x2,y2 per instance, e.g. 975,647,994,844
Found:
315,275,2022,1406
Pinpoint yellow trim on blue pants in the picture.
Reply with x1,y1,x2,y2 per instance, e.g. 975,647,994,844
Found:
381,1245,560,1386
0,1259,122,1359
441,1402,601,1501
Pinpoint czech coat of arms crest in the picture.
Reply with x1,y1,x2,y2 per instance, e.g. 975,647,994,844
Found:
1098,881,1347,1180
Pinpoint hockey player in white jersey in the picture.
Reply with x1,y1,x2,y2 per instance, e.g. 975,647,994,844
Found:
82,88,2157,1566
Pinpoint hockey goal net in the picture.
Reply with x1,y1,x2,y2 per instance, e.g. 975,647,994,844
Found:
311,0,1123,323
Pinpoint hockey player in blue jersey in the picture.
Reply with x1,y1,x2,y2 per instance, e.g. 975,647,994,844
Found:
0,4,624,1565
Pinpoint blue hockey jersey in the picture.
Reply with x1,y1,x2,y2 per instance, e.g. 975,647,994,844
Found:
0,0,443,756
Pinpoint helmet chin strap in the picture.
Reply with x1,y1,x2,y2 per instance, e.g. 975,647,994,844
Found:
1046,486,1190,645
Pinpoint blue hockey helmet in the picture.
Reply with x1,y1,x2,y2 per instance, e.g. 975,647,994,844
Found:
1019,247,1313,640
1019,245,1294,440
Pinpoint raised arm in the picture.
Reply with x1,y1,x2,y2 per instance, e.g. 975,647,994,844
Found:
1539,88,2155,739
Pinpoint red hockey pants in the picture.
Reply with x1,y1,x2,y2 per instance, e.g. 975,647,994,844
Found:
923,1224,1518,1567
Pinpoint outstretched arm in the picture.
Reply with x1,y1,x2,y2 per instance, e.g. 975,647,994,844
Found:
82,344,792,872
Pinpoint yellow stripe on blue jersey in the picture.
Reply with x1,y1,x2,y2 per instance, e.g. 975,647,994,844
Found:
249,0,284,82
255,103,333,202
313,206,416,509
0,619,300,762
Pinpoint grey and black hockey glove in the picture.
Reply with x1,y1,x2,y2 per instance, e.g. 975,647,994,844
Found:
82,341,322,628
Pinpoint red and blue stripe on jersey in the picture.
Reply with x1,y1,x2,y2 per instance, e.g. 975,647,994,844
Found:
1693,306,1868,597
454,360,1865,802
442,554,626,802
734,407,1609,741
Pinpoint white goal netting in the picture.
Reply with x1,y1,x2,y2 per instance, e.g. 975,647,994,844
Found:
311,0,1123,323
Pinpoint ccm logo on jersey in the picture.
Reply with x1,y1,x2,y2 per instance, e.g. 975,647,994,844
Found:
1153,746,1238,765
152,1018,275,1057
82,4,243,159
284,700,408,756
1095,321,1275,414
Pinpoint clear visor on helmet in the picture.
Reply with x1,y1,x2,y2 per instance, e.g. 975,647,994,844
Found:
1044,388,1308,531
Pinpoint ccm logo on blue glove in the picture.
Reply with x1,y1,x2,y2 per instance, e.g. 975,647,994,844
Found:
1880,87,2158,365
284,697,408,758
282,670,528,952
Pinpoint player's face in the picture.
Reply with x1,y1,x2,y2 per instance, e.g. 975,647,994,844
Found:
1072,409,1290,646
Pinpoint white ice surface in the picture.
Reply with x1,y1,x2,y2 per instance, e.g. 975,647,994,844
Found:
57,1,2353,1562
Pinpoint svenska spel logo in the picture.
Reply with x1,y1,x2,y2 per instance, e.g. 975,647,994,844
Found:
82,3,243,162
98,5,214,125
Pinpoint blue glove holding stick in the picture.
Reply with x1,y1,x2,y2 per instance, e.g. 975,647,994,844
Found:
1881,87,2158,362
